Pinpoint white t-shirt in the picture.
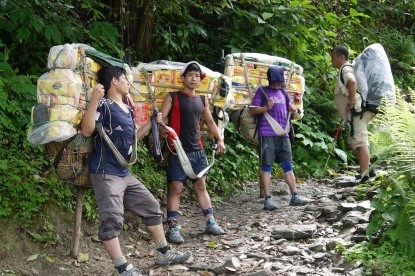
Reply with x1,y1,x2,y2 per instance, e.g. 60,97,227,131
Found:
334,64,362,121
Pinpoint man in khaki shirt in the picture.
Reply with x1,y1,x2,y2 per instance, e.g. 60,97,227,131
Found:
331,45,375,183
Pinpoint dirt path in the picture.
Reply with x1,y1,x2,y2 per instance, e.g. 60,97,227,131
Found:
0,176,361,276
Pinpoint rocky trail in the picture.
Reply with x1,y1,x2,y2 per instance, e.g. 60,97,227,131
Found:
0,170,373,276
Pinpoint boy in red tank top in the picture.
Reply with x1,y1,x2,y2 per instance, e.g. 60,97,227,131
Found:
157,62,226,244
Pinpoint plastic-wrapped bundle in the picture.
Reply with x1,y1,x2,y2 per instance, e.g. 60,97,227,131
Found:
47,44,79,70
37,69,83,108
27,104,81,145
353,43,395,110
223,53,305,117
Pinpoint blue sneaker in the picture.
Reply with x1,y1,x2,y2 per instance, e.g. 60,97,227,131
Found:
166,225,184,244
289,194,308,206
205,218,226,235
264,196,277,211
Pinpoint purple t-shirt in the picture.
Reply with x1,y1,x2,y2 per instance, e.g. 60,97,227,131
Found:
250,86,289,137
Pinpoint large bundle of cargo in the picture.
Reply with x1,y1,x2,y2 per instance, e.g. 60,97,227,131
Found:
130,61,231,166
27,44,132,186
130,60,232,114
224,53,306,146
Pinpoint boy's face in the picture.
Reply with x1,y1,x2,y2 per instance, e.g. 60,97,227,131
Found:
182,70,201,89
330,51,343,69
114,74,130,95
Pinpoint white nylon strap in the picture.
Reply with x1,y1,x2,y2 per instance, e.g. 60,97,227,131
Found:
171,136,215,180
96,123,137,168
263,112,291,136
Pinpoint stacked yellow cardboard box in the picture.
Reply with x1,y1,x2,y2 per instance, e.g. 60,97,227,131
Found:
224,53,305,116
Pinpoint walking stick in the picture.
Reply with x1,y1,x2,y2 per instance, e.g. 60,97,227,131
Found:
70,186,86,258
323,120,344,172
141,68,163,161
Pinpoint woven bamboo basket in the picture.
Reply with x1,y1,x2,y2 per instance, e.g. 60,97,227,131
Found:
231,106,259,148
45,134,92,187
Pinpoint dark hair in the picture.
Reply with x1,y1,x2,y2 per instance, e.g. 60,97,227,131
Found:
97,66,127,94
331,45,349,60
182,62,202,77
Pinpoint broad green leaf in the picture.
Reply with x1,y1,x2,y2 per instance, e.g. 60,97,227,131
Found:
257,17,265,24
30,17,44,33
262,12,273,20
27,254,39,262
324,12,339,24
206,240,217,248
382,212,397,222
77,252,89,263
366,219,382,236
253,26,264,36
45,255,57,263
44,25,62,44
27,230,52,243
326,30,337,37
290,0,301,7
15,27,30,43
0,160,8,171
334,148,347,163
349,8,370,18
0,62,14,76
301,138,313,147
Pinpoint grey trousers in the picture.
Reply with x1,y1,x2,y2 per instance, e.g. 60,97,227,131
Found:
91,173,163,241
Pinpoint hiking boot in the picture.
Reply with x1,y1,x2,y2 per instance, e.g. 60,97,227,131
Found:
155,247,190,266
166,225,184,244
115,264,143,276
359,175,370,184
263,196,277,211
205,218,226,235
355,169,377,180
289,194,308,206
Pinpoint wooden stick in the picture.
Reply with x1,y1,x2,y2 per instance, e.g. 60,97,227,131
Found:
240,54,252,97
133,80,212,94
70,186,86,258
79,47,91,108
232,74,268,80
232,58,298,70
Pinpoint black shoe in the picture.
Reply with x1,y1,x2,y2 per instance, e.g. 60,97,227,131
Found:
355,169,376,180
359,175,370,184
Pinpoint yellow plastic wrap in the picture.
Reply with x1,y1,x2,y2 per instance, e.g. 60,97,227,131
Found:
224,53,305,117
27,105,80,145
37,69,83,108
47,105,81,141
47,44,79,70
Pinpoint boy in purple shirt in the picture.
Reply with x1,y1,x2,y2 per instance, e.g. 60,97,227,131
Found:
250,66,308,210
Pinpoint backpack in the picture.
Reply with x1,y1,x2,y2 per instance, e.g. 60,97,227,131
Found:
340,43,395,114
236,86,294,148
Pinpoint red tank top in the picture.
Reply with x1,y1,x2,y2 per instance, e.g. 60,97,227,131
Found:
168,91,205,151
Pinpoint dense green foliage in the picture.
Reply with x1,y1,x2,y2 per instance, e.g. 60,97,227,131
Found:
1,0,415,273
343,92,415,274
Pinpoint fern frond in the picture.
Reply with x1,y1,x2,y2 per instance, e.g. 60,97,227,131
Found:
370,91,415,177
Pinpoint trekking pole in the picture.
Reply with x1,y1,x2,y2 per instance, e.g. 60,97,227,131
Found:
323,120,344,172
